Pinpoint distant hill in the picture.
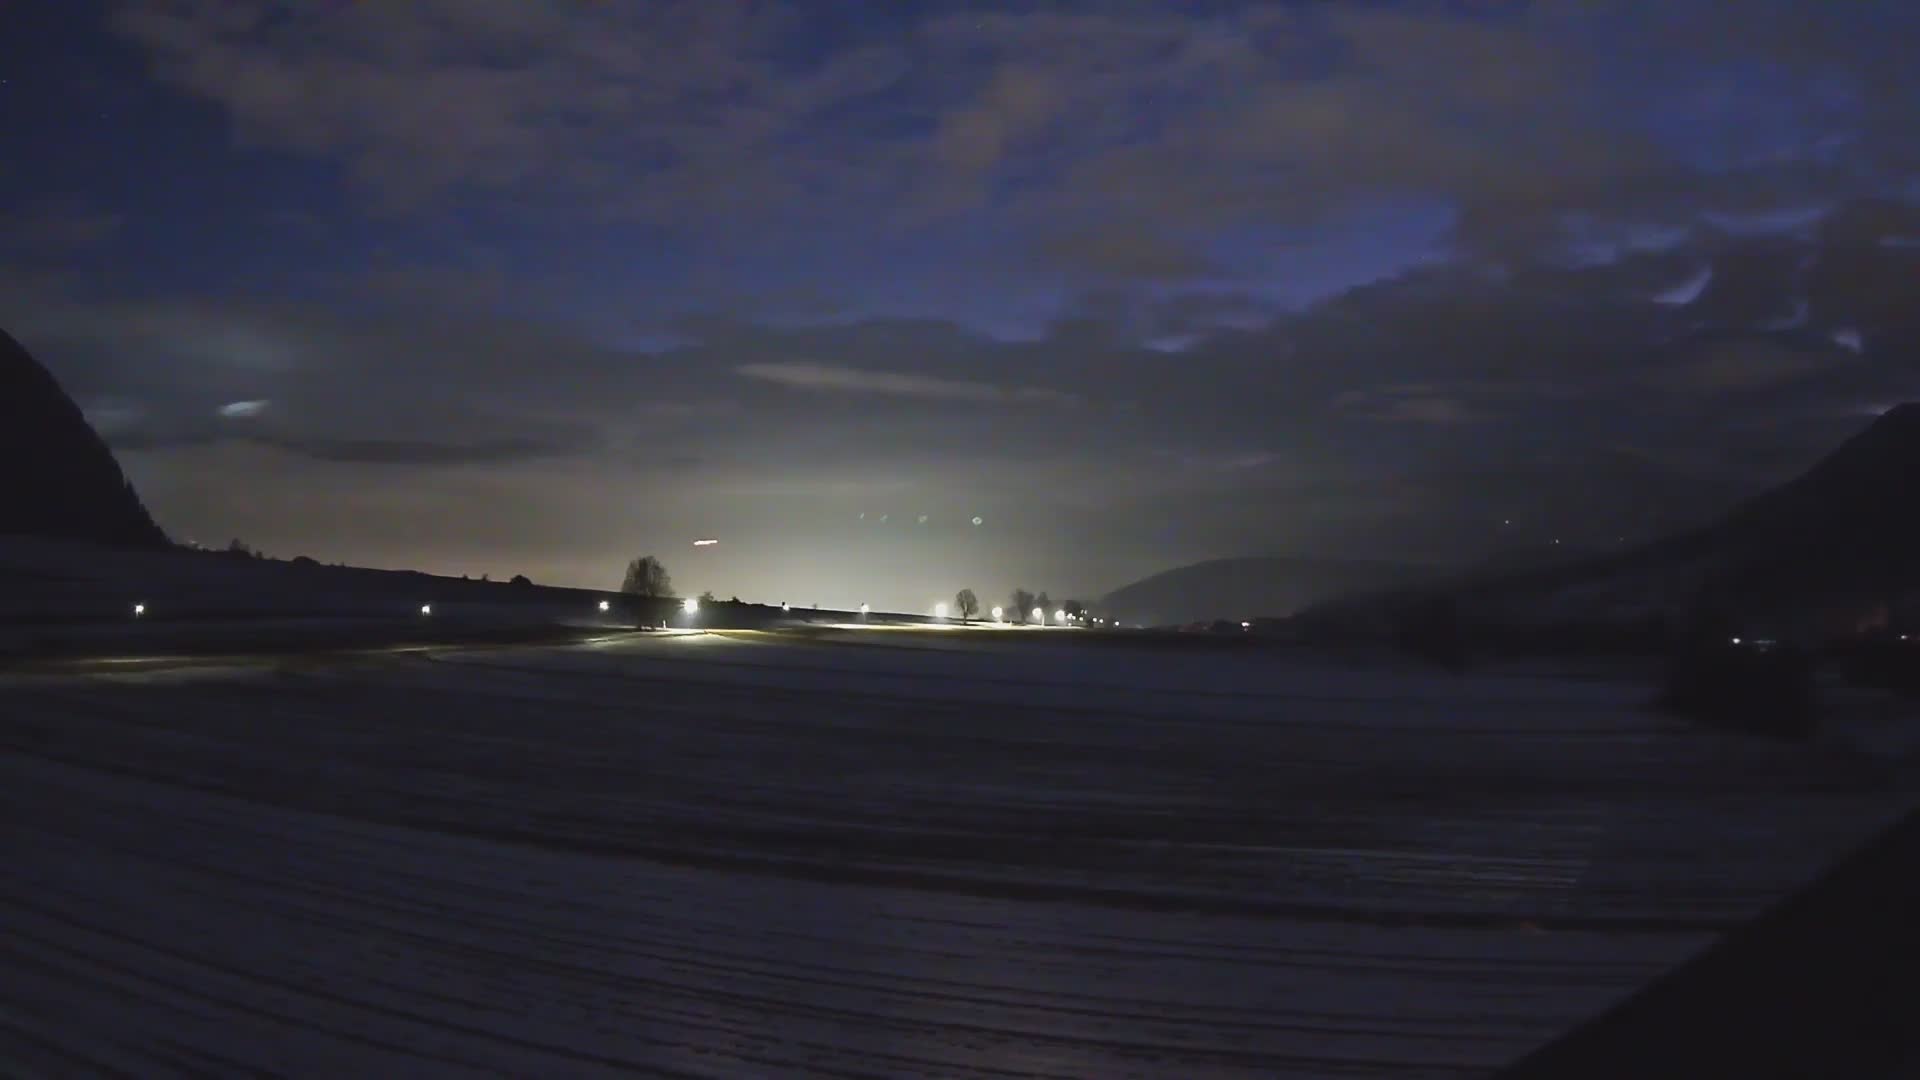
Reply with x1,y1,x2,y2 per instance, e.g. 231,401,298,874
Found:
1099,556,1436,626
0,327,168,548
1308,404,1920,637
1470,544,1612,576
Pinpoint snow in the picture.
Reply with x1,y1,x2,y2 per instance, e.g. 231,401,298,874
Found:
2,630,1913,1076
1653,265,1713,306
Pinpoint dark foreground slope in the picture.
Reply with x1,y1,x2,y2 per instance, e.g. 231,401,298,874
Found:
1499,805,1920,1079
0,327,168,548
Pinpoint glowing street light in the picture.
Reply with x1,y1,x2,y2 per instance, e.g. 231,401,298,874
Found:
132,602,146,618
1053,609,1067,625
781,602,790,612
934,602,948,619
859,602,870,617
420,604,433,616
683,597,700,615
1032,606,1045,625
598,599,611,613
991,606,1004,622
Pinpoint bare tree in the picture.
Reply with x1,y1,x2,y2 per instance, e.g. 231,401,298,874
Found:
1036,591,1052,617
1063,599,1087,620
955,588,979,621
1010,588,1036,623
620,556,673,598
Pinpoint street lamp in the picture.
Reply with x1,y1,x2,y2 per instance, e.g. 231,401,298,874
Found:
132,602,145,618
1032,606,1045,625
598,599,611,613
420,604,432,616
991,606,1003,622
859,602,870,617
683,597,700,615
1053,609,1066,625
934,602,948,619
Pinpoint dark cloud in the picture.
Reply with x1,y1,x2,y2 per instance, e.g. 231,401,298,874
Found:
1038,228,1221,282
1052,289,1275,346
1335,387,1491,426
253,433,598,466
0,202,127,257
110,0,1863,251
1646,337,1838,394
737,361,1082,406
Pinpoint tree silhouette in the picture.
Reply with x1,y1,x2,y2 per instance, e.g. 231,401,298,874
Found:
1010,587,1036,623
1036,591,1052,618
1063,599,1087,620
955,588,979,621
620,556,673,598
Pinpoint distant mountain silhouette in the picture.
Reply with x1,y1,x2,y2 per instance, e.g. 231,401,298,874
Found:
1662,402,1920,605
1311,404,1920,633
1470,543,1611,576
0,327,168,548
1100,556,1434,626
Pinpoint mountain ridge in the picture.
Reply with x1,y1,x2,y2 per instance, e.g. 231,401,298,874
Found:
0,327,169,549
1306,402,1920,634
1100,555,1436,626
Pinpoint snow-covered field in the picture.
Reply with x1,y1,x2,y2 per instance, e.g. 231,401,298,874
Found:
3,628,1914,1077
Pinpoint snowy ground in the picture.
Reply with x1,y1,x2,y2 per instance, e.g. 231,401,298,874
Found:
3,628,1915,1077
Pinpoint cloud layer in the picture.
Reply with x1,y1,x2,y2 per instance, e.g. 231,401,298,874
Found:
3,1,1918,608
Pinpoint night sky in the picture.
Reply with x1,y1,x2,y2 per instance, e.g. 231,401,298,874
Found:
4,0,1919,610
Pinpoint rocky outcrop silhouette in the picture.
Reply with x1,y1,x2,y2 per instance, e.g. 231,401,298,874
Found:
0,327,168,548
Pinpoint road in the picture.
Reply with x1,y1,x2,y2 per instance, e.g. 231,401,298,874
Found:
2,628,1912,1077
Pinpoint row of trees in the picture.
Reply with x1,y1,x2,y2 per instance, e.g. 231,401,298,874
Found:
622,555,1088,624
622,556,721,604
956,587,1086,623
